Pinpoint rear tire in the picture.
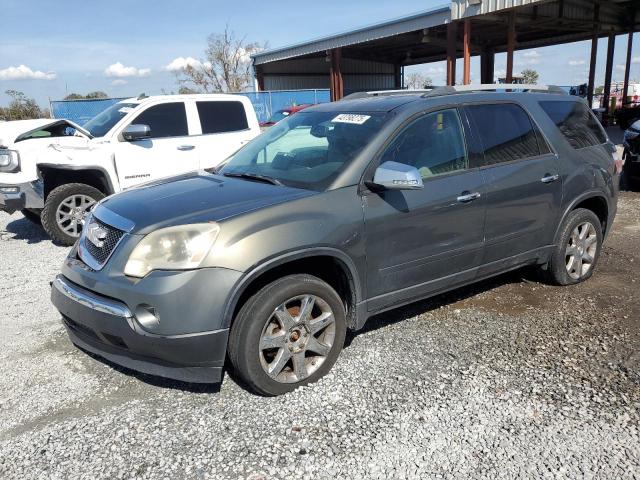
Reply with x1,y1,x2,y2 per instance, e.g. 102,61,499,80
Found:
541,208,603,286
42,183,104,246
20,209,42,225
228,274,347,396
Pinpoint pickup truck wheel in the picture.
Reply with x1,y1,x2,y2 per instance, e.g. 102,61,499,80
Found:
228,274,346,396
42,183,104,246
20,209,42,225
542,208,603,286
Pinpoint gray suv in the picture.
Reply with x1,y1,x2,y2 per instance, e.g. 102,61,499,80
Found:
51,86,619,396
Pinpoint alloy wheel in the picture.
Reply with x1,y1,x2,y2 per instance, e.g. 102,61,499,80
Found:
55,194,96,238
259,294,336,383
565,221,598,280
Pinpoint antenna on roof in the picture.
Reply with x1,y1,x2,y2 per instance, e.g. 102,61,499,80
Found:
137,93,148,100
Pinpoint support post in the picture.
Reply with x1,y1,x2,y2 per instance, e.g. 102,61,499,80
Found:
329,48,344,101
603,34,616,122
255,65,264,91
480,48,495,84
463,20,471,85
587,3,600,107
446,22,457,86
623,32,634,105
506,10,516,84
394,64,402,89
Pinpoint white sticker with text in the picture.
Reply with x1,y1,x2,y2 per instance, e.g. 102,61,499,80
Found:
332,114,371,125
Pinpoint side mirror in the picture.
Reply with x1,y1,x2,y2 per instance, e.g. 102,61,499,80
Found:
371,161,423,190
122,124,151,141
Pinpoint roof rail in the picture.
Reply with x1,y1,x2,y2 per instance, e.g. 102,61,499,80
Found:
423,84,567,98
342,88,437,100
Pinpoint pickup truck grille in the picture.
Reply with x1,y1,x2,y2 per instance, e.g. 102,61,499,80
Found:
81,216,125,268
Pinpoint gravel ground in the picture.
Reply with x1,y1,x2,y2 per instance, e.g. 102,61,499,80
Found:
1,193,639,480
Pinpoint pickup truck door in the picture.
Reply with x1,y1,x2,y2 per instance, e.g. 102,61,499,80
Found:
188,99,257,169
113,101,200,189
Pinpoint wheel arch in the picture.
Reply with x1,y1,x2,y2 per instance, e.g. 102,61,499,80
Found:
38,164,115,198
554,191,610,243
223,248,363,331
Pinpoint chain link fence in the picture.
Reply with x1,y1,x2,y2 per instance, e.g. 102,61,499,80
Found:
50,89,331,126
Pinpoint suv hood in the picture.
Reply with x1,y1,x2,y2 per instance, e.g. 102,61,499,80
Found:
0,118,91,148
98,172,315,234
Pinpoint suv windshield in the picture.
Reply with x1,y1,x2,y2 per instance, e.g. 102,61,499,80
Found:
220,110,389,190
83,102,138,137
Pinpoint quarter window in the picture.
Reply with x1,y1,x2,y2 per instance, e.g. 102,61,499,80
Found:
380,108,468,178
197,101,248,134
466,103,542,165
131,102,188,139
539,100,607,149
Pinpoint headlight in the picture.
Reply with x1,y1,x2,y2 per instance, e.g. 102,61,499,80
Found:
0,149,20,172
124,223,220,278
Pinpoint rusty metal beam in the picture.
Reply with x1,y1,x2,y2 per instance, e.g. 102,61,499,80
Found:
463,20,471,85
329,48,343,101
481,48,495,84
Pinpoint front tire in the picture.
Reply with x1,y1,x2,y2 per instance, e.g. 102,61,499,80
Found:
228,274,347,396
543,208,603,286
41,183,104,246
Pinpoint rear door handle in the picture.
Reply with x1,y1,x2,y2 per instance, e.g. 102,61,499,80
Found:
457,192,481,203
177,145,195,151
541,174,559,184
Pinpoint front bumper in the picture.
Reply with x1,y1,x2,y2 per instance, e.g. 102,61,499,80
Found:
0,180,44,214
51,275,229,383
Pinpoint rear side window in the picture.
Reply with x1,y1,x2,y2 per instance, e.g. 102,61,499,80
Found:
197,101,248,134
132,102,188,138
466,103,542,165
539,100,606,149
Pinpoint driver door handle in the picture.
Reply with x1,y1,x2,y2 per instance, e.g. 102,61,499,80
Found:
177,145,195,151
457,192,481,203
541,174,559,184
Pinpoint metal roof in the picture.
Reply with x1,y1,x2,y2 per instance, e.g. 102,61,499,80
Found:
252,4,451,65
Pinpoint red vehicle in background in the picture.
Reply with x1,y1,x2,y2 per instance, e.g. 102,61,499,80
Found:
260,104,313,127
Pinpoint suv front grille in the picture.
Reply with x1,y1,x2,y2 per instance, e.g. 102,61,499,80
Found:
80,216,125,268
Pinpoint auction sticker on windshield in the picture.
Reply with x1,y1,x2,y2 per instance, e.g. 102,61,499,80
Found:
332,114,371,125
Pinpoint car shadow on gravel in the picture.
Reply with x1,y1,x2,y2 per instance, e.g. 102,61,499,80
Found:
2,216,50,244
78,347,222,394
344,268,532,348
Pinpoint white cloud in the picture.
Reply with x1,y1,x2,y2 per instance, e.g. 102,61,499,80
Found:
104,62,151,78
633,56,640,64
569,59,585,67
164,56,213,72
523,50,541,58
0,64,56,80
426,66,446,75
111,79,127,86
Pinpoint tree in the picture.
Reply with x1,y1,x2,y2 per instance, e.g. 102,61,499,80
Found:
64,91,109,100
521,69,539,84
405,72,433,90
175,25,267,93
0,90,48,120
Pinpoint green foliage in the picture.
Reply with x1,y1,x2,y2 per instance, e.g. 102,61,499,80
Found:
0,90,49,121
64,91,109,100
521,69,540,85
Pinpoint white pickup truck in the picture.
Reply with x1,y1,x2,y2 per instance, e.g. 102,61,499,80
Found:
0,94,260,245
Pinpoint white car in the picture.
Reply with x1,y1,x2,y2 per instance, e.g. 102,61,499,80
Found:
0,94,260,245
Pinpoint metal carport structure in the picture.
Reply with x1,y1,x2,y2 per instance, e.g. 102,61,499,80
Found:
252,0,640,118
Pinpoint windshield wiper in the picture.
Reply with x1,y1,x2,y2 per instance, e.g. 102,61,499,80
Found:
222,172,282,186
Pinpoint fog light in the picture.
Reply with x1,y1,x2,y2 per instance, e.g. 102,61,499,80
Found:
134,304,160,330
0,186,19,194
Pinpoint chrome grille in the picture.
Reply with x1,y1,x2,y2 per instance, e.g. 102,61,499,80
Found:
79,216,125,269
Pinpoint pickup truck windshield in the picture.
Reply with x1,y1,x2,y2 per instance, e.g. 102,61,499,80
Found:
83,102,138,138
220,110,389,191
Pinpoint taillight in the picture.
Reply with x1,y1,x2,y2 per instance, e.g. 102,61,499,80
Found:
613,149,623,174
